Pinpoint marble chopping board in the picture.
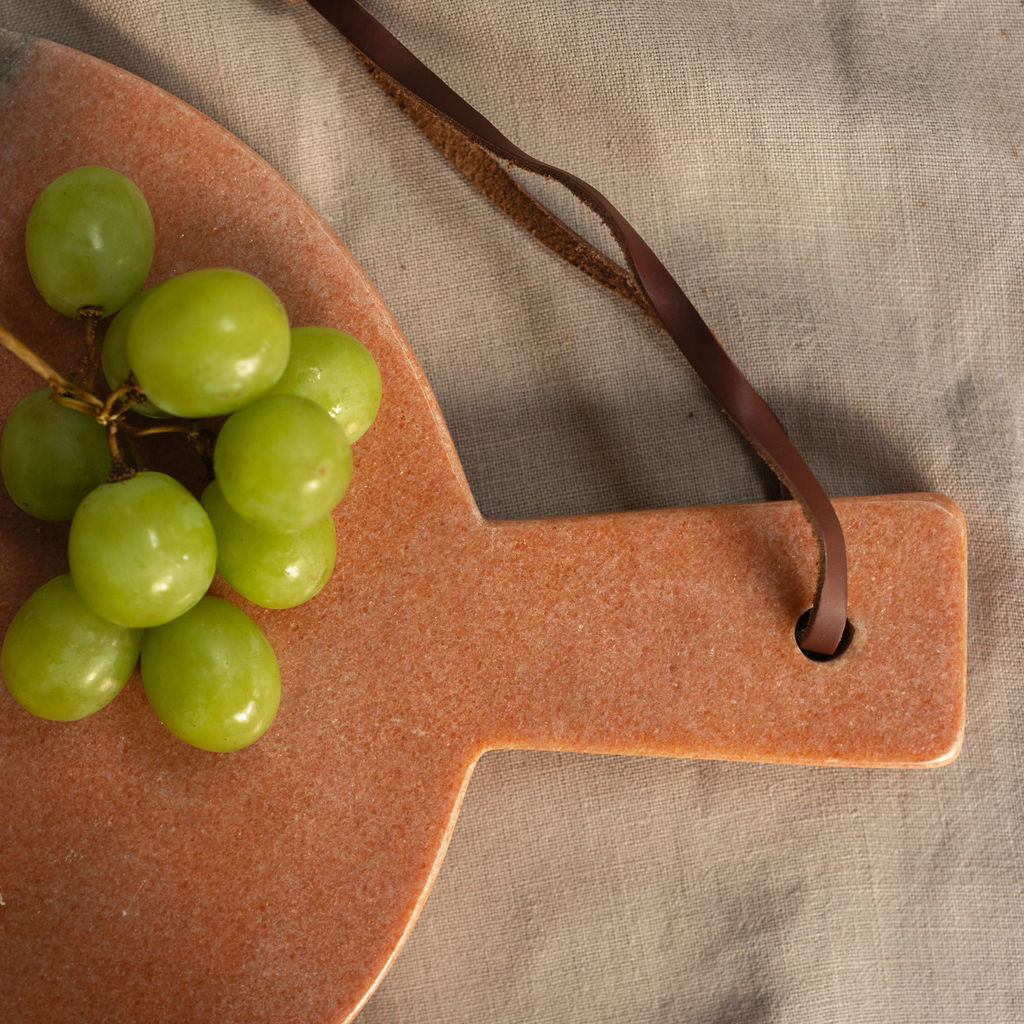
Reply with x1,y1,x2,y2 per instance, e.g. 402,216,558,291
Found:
0,32,967,1024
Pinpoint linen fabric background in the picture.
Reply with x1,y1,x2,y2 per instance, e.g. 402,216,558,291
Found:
1,2,1021,1022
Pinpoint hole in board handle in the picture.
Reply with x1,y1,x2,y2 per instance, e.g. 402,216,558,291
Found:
795,609,855,662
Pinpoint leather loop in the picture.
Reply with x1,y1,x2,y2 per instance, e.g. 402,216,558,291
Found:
305,0,849,656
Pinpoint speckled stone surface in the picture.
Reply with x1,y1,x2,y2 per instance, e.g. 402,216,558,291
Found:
0,34,967,1024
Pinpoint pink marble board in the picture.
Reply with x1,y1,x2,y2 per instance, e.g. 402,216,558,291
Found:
0,33,967,1024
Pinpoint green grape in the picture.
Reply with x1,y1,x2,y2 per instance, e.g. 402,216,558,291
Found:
99,289,172,418
141,596,280,752
25,165,154,318
265,326,381,443
214,394,352,533
125,268,290,418
1,388,112,521
2,574,141,721
201,480,336,609
68,471,216,628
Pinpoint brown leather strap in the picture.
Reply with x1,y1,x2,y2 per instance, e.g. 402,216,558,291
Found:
359,56,657,322
304,0,849,657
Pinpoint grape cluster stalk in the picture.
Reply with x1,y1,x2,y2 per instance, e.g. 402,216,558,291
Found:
0,166,382,752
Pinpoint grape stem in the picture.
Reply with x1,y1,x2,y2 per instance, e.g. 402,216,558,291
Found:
1,320,212,483
0,323,103,411
105,421,135,481
132,422,216,477
99,379,144,424
133,423,194,437
71,308,103,391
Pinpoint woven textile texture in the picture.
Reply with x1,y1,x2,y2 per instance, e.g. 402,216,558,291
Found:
1,1,1021,1022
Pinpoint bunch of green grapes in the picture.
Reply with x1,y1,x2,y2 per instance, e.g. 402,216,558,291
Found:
0,166,381,752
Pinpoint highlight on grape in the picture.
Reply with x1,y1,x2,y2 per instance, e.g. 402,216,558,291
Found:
0,165,382,752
